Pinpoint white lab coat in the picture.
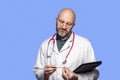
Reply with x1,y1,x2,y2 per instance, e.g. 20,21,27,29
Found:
33,32,99,80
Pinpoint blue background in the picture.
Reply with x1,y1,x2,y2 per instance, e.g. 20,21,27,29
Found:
0,0,120,80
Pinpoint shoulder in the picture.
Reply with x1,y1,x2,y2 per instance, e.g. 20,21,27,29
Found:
41,37,52,46
75,34,89,42
40,33,56,47
74,33,92,46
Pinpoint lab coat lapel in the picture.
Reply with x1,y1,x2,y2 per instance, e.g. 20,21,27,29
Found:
52,32,74,54
60,33,73,52
52,36,59,54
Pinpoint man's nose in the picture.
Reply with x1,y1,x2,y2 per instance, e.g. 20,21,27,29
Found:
62,23,67,29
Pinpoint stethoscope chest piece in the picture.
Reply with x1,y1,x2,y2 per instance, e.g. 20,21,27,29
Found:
62,59,67,64
47,55,51,58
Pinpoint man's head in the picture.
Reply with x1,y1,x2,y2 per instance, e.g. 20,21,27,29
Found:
56,8,76,40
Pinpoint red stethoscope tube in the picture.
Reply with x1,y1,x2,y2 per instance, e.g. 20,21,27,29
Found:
47,32,75,64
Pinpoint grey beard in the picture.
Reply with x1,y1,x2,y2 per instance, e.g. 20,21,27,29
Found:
58,31,66,38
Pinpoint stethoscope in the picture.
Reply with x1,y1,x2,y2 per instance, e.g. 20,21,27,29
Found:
47,32,75,64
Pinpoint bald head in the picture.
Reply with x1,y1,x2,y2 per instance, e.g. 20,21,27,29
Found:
57,8,76,23
56,8,76,40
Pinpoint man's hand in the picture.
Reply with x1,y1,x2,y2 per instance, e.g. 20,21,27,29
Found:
44,65,56,80
62,67,78,80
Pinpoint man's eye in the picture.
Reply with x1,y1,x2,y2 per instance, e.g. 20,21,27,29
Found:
67,23,72,26
59,20,64,23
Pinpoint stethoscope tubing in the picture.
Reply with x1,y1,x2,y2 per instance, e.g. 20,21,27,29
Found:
47,32,75,64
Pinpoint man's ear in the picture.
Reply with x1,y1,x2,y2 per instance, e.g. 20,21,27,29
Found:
73,23,75,26
56,17,58,21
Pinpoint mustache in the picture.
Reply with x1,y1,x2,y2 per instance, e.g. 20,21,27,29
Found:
57,28,67,31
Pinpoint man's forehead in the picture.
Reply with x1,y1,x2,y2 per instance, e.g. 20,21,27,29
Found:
58,13,74,22
58,8,76,22
59,9,74,17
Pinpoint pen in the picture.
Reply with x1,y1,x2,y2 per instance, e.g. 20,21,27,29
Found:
38,67,69,69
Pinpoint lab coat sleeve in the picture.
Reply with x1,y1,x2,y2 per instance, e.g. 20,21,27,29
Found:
77,41,100,80
33,45,45,80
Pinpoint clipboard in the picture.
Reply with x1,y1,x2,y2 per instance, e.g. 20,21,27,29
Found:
73,61,102,73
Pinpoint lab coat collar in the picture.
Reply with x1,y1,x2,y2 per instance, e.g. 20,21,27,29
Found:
60,32,73,52
53,32,74,54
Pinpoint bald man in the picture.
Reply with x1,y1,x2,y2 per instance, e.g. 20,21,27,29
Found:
33,8,99,80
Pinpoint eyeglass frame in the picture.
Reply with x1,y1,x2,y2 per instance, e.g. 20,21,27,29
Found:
56,18,75,27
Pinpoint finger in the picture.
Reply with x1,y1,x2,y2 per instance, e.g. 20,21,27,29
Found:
44,65,57,76
45,65,56,71
62,68,68,80
45,65,56,68
63,67,74,79
44,70,53,77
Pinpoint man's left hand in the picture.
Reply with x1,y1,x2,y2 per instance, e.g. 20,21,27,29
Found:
62,67,78,80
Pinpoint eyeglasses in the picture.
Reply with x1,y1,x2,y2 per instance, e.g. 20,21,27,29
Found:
57,19,74,27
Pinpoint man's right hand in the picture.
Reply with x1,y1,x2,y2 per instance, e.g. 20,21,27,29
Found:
44,65,56,80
